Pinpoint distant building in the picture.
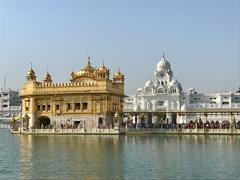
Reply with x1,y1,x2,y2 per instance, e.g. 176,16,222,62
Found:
20,57,125,130
0,88,21,128
124,55,240,125
180,89,240,123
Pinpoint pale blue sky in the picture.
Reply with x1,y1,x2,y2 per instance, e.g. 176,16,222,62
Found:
0,0,239,94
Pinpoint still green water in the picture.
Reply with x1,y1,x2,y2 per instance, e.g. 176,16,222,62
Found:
0,130,240,180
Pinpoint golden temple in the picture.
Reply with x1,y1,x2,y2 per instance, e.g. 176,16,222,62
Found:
20,57,125,130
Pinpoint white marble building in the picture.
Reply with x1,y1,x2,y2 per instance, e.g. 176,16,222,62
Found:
124,55,240,124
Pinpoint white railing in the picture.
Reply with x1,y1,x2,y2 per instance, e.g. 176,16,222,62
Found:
15,128,240,135
24,128,119,134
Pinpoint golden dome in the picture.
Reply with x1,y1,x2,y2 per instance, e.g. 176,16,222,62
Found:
43,71,52,83
113,69,124,82
82,57,96,73
98,63,108,72
96,63,110,80
70,57,97,82
26,67,36,81
27,68,34,76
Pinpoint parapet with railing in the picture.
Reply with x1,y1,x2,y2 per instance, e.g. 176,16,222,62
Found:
11,127,240,135
16,128,121,135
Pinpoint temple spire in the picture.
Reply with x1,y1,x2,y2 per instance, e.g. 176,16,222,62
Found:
117,66,121,74
162,52,165,59
87,56,91,65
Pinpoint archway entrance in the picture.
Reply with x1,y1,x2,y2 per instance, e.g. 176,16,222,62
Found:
37,116,50,129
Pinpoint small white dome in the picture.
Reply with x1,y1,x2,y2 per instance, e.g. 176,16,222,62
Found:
145,80,153,88
169,79,177,87
137,88,143,95
169,79,182,93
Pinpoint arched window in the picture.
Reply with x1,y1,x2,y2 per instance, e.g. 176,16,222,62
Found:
171,101,177,110
170,88,176,94
146,101,153,110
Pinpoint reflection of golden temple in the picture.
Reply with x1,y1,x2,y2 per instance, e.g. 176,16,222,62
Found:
18,135,124,179
20,57,125,130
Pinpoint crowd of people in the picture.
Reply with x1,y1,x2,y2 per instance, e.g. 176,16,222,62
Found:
124,119,240,130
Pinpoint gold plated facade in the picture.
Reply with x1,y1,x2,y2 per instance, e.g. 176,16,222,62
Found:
20,57,125,129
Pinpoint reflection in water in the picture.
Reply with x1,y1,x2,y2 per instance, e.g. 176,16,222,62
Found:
123,135,240,180
19,135,124,180
19,135,33,179
1,130,240,180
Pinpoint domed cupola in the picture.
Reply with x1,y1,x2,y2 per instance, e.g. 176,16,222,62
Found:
113,68,124,83
43,71,52,83
144,79,154,94
156,53,171,72
70,57,97,82
82,57,96,74
144,79,153,89
155,53,173,81
26,66,36,82
98,63,107,71
168,79,183,93
96,62,110,79
169,78,177,87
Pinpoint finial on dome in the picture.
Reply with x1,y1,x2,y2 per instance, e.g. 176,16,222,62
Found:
26,63,36,81
87,56,91,65
113,67,124,83
162,52,165,59
118,65,120,73
102,59,105,67
46,67,49,74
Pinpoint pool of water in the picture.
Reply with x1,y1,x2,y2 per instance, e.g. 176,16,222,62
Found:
0,129,240,180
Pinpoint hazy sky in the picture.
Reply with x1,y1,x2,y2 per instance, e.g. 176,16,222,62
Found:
0,0,239,95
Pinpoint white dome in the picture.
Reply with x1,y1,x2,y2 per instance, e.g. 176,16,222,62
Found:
168,79,183,93
144,80,153,88
156,57,171,72
136,88,143,95
169,79,177,87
